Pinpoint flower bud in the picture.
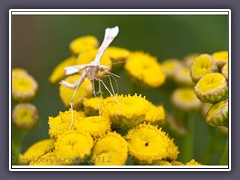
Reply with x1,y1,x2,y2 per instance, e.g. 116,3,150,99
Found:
212,50,228,68
221,63,228,80
194,73,228,103
190,54,218,83
205,99,228,127
12,103,39,131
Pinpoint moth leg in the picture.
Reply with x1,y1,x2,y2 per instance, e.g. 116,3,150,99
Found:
92,80,101,115
99,79,120,104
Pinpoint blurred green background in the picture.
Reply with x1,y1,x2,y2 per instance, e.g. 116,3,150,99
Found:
12,14,228,165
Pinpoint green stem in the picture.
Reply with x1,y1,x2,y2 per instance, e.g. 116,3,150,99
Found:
219,139,228,165
182,113,194,163
12,125,27,165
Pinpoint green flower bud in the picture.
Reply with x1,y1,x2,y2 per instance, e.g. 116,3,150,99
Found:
205,99,228,127
194,73,228,103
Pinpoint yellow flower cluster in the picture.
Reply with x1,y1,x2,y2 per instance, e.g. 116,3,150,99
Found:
12,68,39,131
125,51,166,88
161,57,194,87
20,30,216,167
190,52,229,127
20,94,175,166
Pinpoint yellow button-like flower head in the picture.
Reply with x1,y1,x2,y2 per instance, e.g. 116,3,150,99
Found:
212,50,228,68
221,63,228,80
12,103,39,131
19,139,55,165
144,102,165,125
186,159,202,166
102,94,149,134
12,73,38,101
83,96,104,116
105,46,130,63
125,123,179,164
12,68,28,77
171,88,201,111
92,132,128,165
49,56,76,84
194,73,228,103
75,49,112,75
183,53,199,67
48,109,85,139
55,131,94,165
74,116,111,138
59,74,93,108
190,54,218,82
174,65,194,86
70,35,99,55
205,99,228,127
161,59,182,78
125,51,166,88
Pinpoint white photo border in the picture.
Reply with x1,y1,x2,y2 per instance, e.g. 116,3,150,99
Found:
9,9,231,171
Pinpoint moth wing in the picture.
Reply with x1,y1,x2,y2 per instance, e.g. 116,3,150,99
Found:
93,26,119,64
64,64,89,75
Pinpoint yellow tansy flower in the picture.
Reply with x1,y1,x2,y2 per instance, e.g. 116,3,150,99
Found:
190,54,218,82
75,49,112,75
171,88,201,111
92,132,128,165
125,123,179,164
70,35,99,55
12,73,38,101
205,99,228,127
183,53,198,67
49,56,76,84
174,65,194,86
212,50,228,68
221,63,228,80
194,73,228,103
12,103,39,131
83,96,104,116
55,131,93,165
186,159,202,166
19,139,55,165
102,94,149,134
74,116,111,138
125,51,166,88
12,68,28,77
161,59,182,78
144,102,165,125
29,152,60,166
59,74,93,108
48,109,85,139
105,46,130,62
